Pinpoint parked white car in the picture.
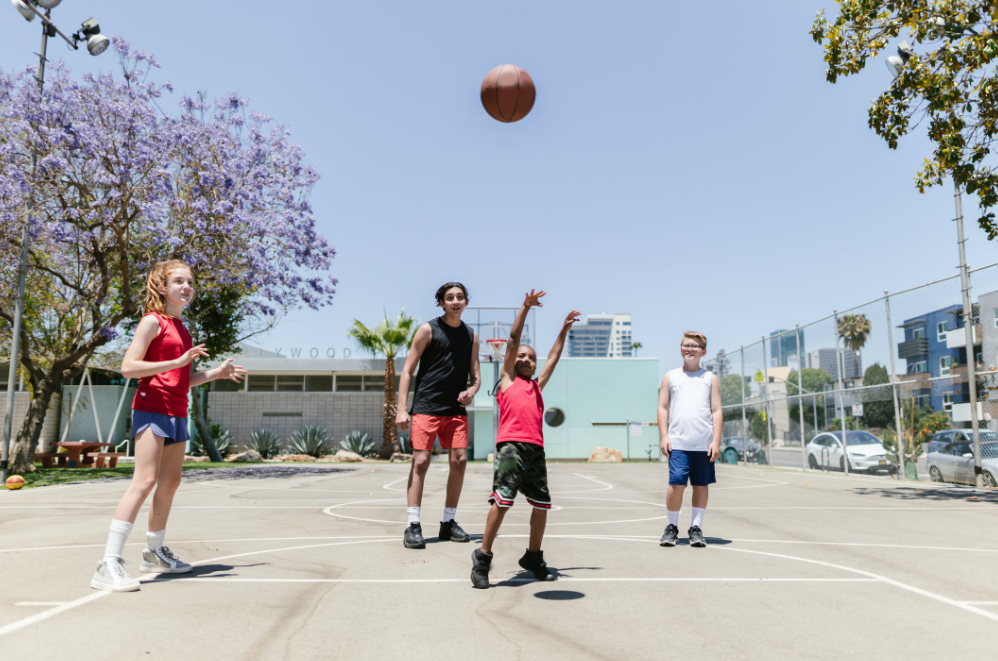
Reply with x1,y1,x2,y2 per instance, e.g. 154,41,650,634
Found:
927,440,998,487
805,431,895,474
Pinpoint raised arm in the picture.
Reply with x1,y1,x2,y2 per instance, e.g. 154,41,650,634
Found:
502,290,545,384
657,372,672,458
396,323,432,431
537,309,581,390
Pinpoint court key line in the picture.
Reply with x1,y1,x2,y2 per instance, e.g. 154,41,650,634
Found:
151,577,880,585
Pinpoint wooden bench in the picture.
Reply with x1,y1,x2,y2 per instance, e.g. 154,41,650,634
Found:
34,452,69,469
92,452,126,469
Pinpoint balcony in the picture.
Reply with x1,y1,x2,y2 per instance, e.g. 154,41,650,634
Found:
946,324,982,350
897,337,929,360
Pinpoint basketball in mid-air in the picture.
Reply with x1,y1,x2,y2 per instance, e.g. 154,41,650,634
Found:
480,65,536,123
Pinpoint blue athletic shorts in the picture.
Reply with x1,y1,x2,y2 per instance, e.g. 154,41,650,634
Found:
132,410,190,446
669,449,716,487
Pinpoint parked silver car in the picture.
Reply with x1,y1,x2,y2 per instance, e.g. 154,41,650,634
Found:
926,440,998,486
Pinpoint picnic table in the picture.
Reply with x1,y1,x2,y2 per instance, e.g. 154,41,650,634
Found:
54,442,114,468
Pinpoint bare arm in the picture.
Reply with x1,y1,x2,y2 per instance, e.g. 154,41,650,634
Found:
657,372,671,457
502,290,545,385
538,309,581,391
121,316,208,380
457,332,481,406
190,359,248,388
708,373,722,462
396,323,432,431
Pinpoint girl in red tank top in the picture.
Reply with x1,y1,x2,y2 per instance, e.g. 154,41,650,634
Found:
92,261,247,592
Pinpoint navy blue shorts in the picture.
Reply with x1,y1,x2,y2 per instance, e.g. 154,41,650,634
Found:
132,410,189,446
669,449,716,487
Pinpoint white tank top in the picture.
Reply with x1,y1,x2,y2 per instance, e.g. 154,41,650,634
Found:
667,367,714,451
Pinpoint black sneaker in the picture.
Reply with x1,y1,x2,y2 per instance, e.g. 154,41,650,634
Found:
688,526,706,547
659,524,679,547
471,548,493,589
403,522,425,549
439,520,470,543
518,549,556,581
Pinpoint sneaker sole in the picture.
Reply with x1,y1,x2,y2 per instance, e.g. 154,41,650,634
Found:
690,540,707,548
440,535,471,543
90,579,140,593
659,540,677,547
139,564,193,574
403,539,426,549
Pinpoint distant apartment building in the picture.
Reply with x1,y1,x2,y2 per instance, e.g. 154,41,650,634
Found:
806,347,862,381
769,329,804,368
897,304,971,416
567,313,633,358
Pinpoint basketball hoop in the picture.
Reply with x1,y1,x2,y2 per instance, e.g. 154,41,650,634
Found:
486,338,506,362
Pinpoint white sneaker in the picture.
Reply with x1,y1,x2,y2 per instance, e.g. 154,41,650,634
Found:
91,557,141,592
140,546,192,574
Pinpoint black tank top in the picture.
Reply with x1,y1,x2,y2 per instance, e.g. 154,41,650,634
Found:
411,317,475,416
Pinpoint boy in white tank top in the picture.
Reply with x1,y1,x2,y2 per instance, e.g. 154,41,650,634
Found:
656,331,722,547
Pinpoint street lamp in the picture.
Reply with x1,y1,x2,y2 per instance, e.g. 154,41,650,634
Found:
1,1,108,484
885,42,985,488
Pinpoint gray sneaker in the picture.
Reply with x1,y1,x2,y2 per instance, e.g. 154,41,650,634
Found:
91,557,141,592
139,546,193,574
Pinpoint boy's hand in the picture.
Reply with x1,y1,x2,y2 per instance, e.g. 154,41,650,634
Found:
396,410,411,431
457,390,474,406
707,442,721,463
660,437,671,458
563,310,581,329
524,289,546,308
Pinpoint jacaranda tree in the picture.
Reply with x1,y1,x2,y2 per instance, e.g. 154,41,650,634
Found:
0,39,336,472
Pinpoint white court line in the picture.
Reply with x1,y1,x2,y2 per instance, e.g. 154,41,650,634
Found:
382,476,407,492
151,577,880,585
0,535,399,554
14,602,67,607
962,601,998,605
539,535,998,554
571,474,614,491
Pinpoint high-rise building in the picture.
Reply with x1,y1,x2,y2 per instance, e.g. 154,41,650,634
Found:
769,329,804,368
567,313,633,357
806,348,862,381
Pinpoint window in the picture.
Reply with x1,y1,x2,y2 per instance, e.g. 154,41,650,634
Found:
943,392,954,413
912,328,925,339
363,375,385,391
336,375,363,392
276,375,304,392
976,351,984,365
247,374,276,392
994,308,998,328
940,356,954,376
937,321,949,342
913,395,931,409
907,361,927,374
305,375,333,392
212,379,242,392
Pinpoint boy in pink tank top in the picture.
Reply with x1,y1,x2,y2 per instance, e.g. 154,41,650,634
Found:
471,289,580,589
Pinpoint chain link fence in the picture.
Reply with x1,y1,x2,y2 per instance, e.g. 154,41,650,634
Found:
705,262,998,486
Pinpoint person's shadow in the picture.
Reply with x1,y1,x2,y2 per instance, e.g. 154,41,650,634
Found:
494,565,602,588
662,537,733,547
144,562,260,582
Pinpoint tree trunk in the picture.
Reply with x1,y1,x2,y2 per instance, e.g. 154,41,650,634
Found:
189,387,223,462
9,374,65,473
379,357,399,459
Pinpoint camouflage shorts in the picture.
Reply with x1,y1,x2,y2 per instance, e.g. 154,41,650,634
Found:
488,441,551,510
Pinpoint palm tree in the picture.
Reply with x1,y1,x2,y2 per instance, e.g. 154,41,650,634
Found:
631,341,643,357
837,314,871,380
349,311,418,458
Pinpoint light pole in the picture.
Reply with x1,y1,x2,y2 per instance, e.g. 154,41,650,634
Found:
885,42,984,488
1,0,109,484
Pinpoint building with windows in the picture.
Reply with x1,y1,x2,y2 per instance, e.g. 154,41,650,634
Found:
896,305,965,415
769,329,804,368
805,348,862,381
567,313,633,358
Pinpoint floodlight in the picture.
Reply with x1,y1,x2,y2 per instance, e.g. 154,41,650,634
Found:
897,41,914,63
35,0,61,8
12,0,35,22
74,18,108,56
886,56,904,78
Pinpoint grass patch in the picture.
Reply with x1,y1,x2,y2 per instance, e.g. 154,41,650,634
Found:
3,462,268,490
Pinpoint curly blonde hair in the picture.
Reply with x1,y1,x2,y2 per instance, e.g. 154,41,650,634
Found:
144,260,193,318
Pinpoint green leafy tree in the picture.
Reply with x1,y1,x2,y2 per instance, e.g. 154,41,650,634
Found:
631,341,642,357
811,2,998,238
861,363,896,428
787,368,833,429
720,374,750,406
349,311,418,458
749,410,769,443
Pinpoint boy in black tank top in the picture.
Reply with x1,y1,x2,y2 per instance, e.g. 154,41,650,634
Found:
396,283,481,549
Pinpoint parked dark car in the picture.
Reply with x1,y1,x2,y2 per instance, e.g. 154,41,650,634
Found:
721,437,762,463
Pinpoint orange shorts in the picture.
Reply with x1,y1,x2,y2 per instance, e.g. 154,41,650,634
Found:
410,414,468,451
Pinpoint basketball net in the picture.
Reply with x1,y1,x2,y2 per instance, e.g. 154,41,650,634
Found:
486,338,506,363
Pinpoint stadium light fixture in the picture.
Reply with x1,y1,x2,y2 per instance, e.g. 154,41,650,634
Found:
11,0,34,21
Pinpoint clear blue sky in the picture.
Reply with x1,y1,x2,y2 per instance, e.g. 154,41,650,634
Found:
3,1,995,370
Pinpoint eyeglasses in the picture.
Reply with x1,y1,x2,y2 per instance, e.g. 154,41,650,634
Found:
681,345,703,351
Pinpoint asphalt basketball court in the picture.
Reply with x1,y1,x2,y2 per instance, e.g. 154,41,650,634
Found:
1,462,996,660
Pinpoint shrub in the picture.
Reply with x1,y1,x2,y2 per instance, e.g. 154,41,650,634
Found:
246,429,283,459
190,429,232,457
340,430,376,457
288,426,333,458
397,431,411,454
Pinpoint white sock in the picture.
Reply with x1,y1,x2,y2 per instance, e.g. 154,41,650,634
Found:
443,507,456,522
146,529,165,551
691,507,706,529
104,519,133,562
407,507,420,525
667,510,680,527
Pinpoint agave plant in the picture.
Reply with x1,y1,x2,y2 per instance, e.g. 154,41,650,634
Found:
288,425,333,458
339,430,376,457
397,431,411,454
246,429,283,459
190,430,232,457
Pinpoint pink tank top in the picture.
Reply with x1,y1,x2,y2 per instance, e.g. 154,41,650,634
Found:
496,376,544,447
131,312,192,417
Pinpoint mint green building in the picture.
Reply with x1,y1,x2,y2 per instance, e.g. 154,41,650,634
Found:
469,357,660,460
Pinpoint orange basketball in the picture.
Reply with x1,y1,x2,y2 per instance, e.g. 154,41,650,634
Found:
5,475,25,490
480,65,536,123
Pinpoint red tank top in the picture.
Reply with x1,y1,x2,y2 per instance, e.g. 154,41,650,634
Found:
496,376,544,447
131,312,193,417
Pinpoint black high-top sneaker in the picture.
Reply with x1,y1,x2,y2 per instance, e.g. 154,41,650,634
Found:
471,548,493,589
518,549,556,581
439,520,470,543
403,522,426,549
659,524,679,547
688,526,707,547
